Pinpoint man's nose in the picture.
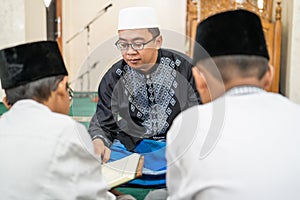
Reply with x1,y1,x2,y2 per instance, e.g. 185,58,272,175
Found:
126,45,138,54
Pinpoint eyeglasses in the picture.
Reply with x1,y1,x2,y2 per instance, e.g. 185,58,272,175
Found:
115,34,159,51
66,83,74,106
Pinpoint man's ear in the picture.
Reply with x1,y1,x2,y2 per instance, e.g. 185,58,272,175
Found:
155,35,163,49
192,67,211,104
46,76,70,115
55,78,67,97
262,64,274,90
2,96,12,109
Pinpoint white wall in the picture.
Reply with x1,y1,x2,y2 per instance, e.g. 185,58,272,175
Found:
0,0,46,101
0,0,25,49
0,0,46,48
280,0,300,105
280,0,291,96
0,0,25,101
24,0,47,42
286,0,300,104
62,0,187,91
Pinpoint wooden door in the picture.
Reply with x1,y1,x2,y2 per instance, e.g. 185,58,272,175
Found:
186,0,282,93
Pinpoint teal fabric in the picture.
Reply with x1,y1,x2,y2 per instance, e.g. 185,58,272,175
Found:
0,102,8,116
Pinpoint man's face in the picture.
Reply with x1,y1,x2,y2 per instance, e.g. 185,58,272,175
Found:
117,28,162,72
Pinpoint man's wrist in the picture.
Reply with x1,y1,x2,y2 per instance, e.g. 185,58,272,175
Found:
92,135,111,147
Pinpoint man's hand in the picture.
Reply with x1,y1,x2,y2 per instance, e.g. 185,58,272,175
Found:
92,138,111,163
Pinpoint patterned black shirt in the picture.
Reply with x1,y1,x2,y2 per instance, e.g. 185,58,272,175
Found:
89,49,201,150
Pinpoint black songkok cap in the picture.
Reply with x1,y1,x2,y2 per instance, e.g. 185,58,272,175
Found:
0,41,68,89
193,9,269,65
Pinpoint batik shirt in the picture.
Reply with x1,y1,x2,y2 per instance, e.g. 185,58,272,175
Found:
89,49,200,150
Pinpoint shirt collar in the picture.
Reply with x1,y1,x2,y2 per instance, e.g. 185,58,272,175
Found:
225,85,265,96
12,99,51,112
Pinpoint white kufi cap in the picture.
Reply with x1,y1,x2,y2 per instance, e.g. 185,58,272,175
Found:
117,7,160,30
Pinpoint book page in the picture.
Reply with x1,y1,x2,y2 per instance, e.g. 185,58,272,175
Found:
102,153,143,188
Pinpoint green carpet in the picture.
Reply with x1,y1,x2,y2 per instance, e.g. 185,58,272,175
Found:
116,187,153,200
69,92,98,129
0,102,7,116
70,92,97,117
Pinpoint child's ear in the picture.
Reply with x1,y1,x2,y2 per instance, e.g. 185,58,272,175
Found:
263,64,274,90
3,96,12,109
192,67,211,104
55,80,66,97
54,76,69,97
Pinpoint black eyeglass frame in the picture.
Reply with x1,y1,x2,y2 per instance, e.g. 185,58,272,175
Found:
115,34,160,51
66,83,74,107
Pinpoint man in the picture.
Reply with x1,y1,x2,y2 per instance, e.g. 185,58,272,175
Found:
0,41,115,200
89,6,200,186
167,10,300,200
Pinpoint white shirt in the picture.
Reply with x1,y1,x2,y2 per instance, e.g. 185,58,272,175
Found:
0,99,115,200
167,88,300,200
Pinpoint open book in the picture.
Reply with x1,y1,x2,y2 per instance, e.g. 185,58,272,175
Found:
102,153,144,189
